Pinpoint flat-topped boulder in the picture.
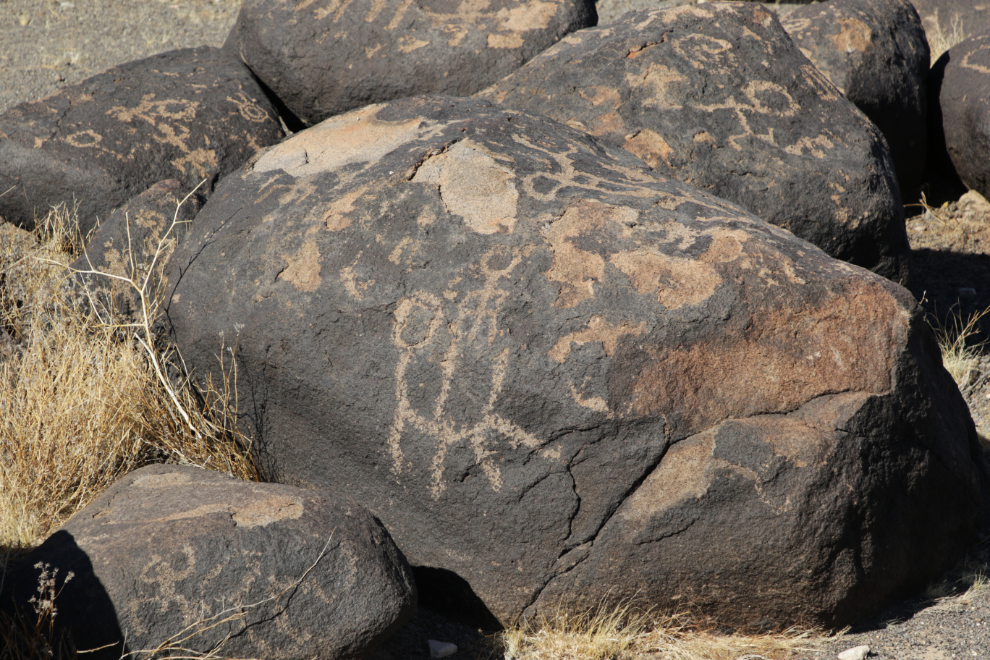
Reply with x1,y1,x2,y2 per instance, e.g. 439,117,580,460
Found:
163,95,989,629
477,2,910,282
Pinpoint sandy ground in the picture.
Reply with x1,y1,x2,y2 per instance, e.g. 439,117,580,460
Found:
4,1,990,658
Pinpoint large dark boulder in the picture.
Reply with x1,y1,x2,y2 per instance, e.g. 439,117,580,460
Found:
222,0,597,127
163,95,990,630
0,47,284,235
0,464,416,660
928,27,990,201
779,0,929,203
476,2,909,282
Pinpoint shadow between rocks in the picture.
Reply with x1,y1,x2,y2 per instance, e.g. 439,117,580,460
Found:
836,530,990,635
0,531,127,660
910,248,990,340
367,566,502,660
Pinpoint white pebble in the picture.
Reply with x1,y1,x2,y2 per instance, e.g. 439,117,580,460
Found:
837,645,870,660
428,639,458,659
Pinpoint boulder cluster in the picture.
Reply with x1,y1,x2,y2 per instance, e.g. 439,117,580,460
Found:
3,0,990,657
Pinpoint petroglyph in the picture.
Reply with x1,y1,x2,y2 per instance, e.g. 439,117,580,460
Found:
624,129,673,168
105,95,200,153
620,431,713,528
831,17,872,54
611,247,721,309
496,1,557,31
542,198,730,311
549,315,647,363
172,147,219,178
226,91,272,123
278,239,322,292
620,414,825,532
694,80,800,151
388,246,540,496
961,39,990,75
412,140,519,234
543,201,611,308
799,64,842,102
231,496,305,528
340,251,375,300
62,129,103,149
512,136,659,202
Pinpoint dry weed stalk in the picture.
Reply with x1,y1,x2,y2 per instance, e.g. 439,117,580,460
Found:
925,9,966,62
0,194,259,558
0,563,78,660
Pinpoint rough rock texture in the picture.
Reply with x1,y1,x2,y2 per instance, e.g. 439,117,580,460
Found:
779,0,929,203
0,46,284,235
70,179,204,320
0,465,417,660
928,28,990,202
911,0,990,38
163,95,990,629
222,0,597,127
476,2,909,282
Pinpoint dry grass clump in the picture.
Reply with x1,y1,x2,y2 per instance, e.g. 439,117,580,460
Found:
925,9,967,62
932,305,990,396
0,199,259,559
497,603,824,660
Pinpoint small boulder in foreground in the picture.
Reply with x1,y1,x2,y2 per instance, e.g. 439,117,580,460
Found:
0,464,417,660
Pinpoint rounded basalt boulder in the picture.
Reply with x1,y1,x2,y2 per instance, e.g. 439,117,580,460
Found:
0,465,416,660
222,0,597,127
0,46,284,235
779,0,930,203
476,2,910,283
928,27,990,201
163,95,990,629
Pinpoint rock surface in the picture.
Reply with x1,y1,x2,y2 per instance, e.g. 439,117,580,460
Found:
477,2,909,282
70,179,204,320
0,464,417,660
779,0,929,202
928,27,990,202
164,95,989,629
0,46,284,235
223,0,597,127
911,0,990,42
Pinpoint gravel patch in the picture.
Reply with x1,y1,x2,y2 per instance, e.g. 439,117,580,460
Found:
0,0,240,114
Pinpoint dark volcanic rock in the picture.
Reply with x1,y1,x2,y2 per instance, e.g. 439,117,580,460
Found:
929,28,990,201
476,2,909,282
0,46,284,235
70,179,204,320
222,0,597,127
0,464,416,660
164,95,989,629
779,0,929,203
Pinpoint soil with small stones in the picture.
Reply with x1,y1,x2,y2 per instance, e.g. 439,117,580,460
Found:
4,1,990,658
